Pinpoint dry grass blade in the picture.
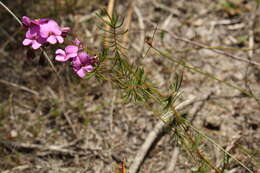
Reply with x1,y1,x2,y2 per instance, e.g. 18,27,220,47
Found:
164,30,260,67
0,79,39,96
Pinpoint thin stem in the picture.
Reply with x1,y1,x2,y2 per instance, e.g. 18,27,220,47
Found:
151,46,260,104
186,121,254,173
0,1,22,26
162,30,260,67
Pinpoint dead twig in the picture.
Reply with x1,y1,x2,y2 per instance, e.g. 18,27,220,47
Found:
151,0,180,17
244,1,259,99
110,94,116,132
129,96,196,173
133,6,145,53
79,9,101,23
64,111,79,139
189,92,213,123
129,92,215,173
122,0,137,46
104,0,116,47
0,79,39,96
0,140,101,157
166,146,179,173
165,31,260,67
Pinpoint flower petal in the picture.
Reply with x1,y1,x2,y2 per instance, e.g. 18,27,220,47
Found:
65,45,78,54
56,36,64,43
66,53,78,59
72,56,81,67
22,16,31,27
23,39,32,46
26,26,39,38
78,52,90,64
55,49,65,55
72,38,81,46
61,27,70,33
31,41,41,49
47,35,57,44
55,55,67,62
48,20,62,35
82,65,93,72
76,68,86,78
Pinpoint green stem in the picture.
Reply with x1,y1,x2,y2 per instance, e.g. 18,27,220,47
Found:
151,46,260,104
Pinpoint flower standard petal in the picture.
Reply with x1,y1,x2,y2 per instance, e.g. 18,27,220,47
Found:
78,52,90,64
40,20,62,38
22,16,31,27
66,53,78,59
65,45,79,54
48,20,62,35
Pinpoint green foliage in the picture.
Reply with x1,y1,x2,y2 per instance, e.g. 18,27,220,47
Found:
221,153,231,173
220,0,237,9
190,163,211,173
95,9,255,172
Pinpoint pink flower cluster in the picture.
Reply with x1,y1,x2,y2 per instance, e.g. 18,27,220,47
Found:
22,16,97,78
22,16,69,49
55,39,97,78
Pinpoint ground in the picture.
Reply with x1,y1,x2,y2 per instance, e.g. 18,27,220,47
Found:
0,0,259,173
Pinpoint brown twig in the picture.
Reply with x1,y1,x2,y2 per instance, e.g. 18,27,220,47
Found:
166,146,179,173
64,111,79,139
122,0,137,46
104,0,116,47
133,6,145,53
151,0,180,17
244,1,259,99
0,79,39,96
129,96,196,173
165,31,260,67
0,140,102,157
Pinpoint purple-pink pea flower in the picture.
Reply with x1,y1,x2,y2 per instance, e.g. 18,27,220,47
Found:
72,52,95,78
55,45,79,62
55,39,82,61
22,25,45,50
39,20,64,44
22,16,70,49
55,38,97,78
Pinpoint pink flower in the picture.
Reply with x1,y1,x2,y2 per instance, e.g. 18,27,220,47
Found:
61,27,70,37
22,25,46,49
72,52,97,78
22,16,48,27
22,16,70,49
55,45,79,62
39,20,64,44
72,38,81,46
54,38,97,78
22,16,32,27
